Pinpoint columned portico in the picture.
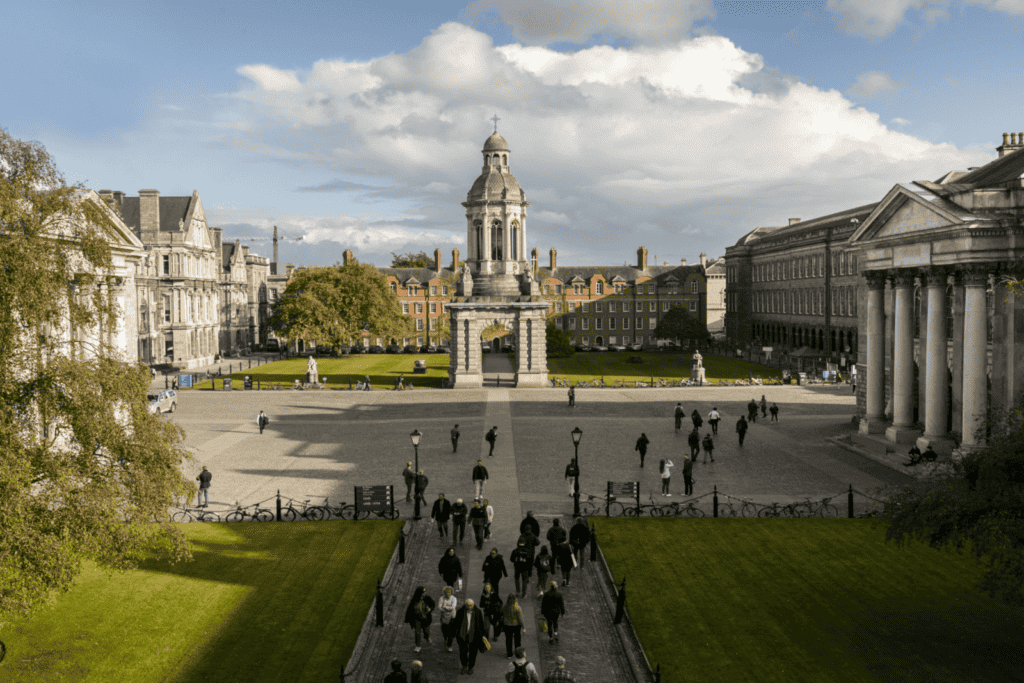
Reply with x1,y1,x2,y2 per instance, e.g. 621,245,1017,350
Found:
961,269,989,449
447,302,549,388
920,268,949,446
886,271,918,443
861,272,887,434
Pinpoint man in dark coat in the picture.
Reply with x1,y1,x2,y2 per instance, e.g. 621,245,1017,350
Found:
674,403,684,430
414,470,429,508
546,519,567,549
196,466,212,507
540,581,566,644
438,547,463,588
472,460,489,500
485,426,498,456
453,598,488,675
702,433,715,464
555,541,575,585
564,458,579,497
510,541,533,597
687,428,700,459
567,386,575,407
451,498,469,545
517,526,539,568
769,403,779,423
635,432,649,468
760,395,768,418
451,424,460,453
747,399,758,423
403,462,415,502
431,493,452,540
568,518,590,566
384,660,407,683
520,511,541,538
683,454,694,495
469,500,488,550
691,409,703,431
481,547,508,595
736,416,748,446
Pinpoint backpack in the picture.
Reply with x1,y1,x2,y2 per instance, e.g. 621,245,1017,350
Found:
511,662,530,683
536,555,551,573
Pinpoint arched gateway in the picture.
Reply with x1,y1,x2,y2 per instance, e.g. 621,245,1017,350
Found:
448,129,549,387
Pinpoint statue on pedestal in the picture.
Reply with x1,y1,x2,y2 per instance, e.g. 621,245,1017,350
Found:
307,355,318,384
690,349,706,384
459,263,474,297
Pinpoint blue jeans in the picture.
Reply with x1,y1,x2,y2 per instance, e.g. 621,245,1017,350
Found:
198,488,209,506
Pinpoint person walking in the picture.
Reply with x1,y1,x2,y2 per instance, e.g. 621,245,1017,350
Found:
511,542,533,598
518,524,540,556
196,466,212,507
453,598,487,675
363,374,372,391
472,460,489,500
437,585,458,653
635,432,650,468
483,499,494,540
747,399,758,423
544,656,576,683
691,409,703,432
546,519,567,549
403,462,415,502
415,470,429,508
482,547,509,596
470,500,488,550
540,581,565,644
708,407,721,435
520,511,541,539
568,517,590,566
384,660,408,683
687,428,700,459
437,547,463,589
451,424,461,453
506,647,540,683
760,394,768,418
769,403,779,423
501,594,527,659
567,386,575,407
555,541,575,586
404,586,434,653
480,582,504,642
486,426,498,456
410,661,427,683
431,493,452,540
702,433,715,464
736,415,748,447
534,546,552,597
660,459,674,497
564,458,579,497
451,498,468,545
674,403,684,431
256,410,269,434
682,454,694,495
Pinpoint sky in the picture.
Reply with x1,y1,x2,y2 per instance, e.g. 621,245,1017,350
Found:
3,0,1023,269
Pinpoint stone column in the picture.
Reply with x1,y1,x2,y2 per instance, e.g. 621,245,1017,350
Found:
887,270,918,443
861,271,886,434
921,268,949,445
951,274,964,433
961,269,989,449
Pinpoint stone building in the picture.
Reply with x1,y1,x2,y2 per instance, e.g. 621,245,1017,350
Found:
216,233,270,354
704,256,727,339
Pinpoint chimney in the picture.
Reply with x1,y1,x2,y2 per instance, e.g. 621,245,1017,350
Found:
531,247,538,271
549,248,557,270
997,131,1024,158
699,252,707,269
342,249,353,266
451,248,460,270
272,225,279,265
210,227,222,253
139,189,160,232
434,248,442,271
637,246,648,270
286,264,295,278
789,218,801,225
681,258,687,266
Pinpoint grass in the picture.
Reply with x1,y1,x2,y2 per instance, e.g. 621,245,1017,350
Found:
547,352,781,384
1,520,402,683
595,518,1024,683
186,353,453,390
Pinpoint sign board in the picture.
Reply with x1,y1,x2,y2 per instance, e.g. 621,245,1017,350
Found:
244,376,253,390
355,485,393,514
606,481,639,499
222,378,233,391
177,374,192,388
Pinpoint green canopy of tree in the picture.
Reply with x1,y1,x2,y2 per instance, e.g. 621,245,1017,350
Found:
546,323,575,358
267,261,412,348
0,129,194,625
882,405,1024,608
391,251,435,268
653,305,709,345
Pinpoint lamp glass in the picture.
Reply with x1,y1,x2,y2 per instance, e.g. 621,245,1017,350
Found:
571,427,582,446
410,429,422,446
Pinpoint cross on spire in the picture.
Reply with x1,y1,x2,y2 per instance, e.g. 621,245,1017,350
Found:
491,113,500,133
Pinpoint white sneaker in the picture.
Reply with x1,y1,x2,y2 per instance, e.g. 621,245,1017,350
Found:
414,646,421,653
666,494,671,497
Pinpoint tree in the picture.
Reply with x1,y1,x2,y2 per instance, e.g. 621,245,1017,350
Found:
653,305,709,346
546,323,575,358
0,129,194,625
267,261,412,349
391,251,434,268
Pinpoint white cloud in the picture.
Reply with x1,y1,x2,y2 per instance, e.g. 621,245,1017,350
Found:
826,0,950,38
237,64,303,92
961,0,1024,14
204,21,981,265
847,70,900,99
460,0,715,46
892,117,911,125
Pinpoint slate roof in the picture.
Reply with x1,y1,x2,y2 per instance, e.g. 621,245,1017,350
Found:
118,195,193,232
378,267,456,284
534,263,705,285
946,144,1024,188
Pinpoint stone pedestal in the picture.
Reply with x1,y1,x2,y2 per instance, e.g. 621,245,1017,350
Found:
447,300,549,388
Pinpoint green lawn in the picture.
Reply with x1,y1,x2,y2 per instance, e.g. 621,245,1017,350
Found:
547,352,781,384
1,521,401,683
186,353,453,390
596,519,1024,683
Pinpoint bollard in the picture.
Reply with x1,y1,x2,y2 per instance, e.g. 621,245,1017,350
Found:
848,484,854,518
713,486,718,517
349,377,353,390
655,663,661,683
399,531,406,564
165,375,169,389
650,375,654,387
590,524,597,562
276,490,282,522
614,577,626,624
249,359,252,369
375,579,384,626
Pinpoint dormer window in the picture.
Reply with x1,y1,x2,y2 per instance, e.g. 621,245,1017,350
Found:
595,282,604,295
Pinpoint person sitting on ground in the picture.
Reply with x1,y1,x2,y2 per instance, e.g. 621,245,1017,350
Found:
904,444,923,467
922,445,938,462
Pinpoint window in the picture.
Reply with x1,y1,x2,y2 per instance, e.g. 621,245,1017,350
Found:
403,338,410,346
568,302,576,312
636,317,643,329
582,336,589,345
163,295,171,323
662,302,670,312
649,317,657,329
163,254,170,275
441,285,448,296
608,302,616,313
646,284,654,294
430,303,437,314
609,318,616,330
691,281,698,293
555,318,562,329
649,302,656,312
402,303,410,315
415,303,423,314
689,301,697,312
595,302,603,313
635,335,642,345
573,284,581,295
595,282,604,295
582,319,589,330
544,285,551,295
555,284,562,295
569,318,576,330
582,302,589,313
416,319,424,331
555,302,562,313
417,337,423,346
622,317,630,329
595,318,603,330
622,302,630,312
623,336,630,345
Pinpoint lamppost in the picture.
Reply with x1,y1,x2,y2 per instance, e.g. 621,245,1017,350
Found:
571,427,583,518
410,429,422,520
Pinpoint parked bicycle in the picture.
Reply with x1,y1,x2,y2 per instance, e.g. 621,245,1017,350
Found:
225,501,275,523
644,494,706,518
354,505,400,520
718,498,758,518
319,497,358,520
280,497,327,521
172,506,221,523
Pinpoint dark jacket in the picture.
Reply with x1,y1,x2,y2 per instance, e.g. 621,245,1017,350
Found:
534,551,553,575
469,505,488,527
688,431,699,448
453,604,487,645
564,461,579,479
480,589,503,624
410,670,427,683
519,515,541,537
510,545,533,571
438,552,463,582
472,464,489,481
383,670,408,683
554,542,574,571
569,522,591,550
451,502,469,523
485,428,497,444
691,410,703,428
403,467,415,485
404,589,435,627
747,401,758,416
635,434,649,453
703,435,714,452
431,498,452,522
736,417,748,433
683,457,694,476
541,588,565,619
415,473,429,493
546,524,567,548
482,553,508,583
197,470,212,489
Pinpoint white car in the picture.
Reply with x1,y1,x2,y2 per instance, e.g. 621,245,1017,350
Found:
147,389,177,414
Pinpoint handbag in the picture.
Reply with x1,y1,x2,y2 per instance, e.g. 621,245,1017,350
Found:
481,636,491,651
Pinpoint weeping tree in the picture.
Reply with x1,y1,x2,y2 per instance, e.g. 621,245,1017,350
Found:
0,129,195,626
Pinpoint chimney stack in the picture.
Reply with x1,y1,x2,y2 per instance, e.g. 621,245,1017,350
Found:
139,189,160,233
681,258,687,266
273,225,279,265
549,248,557,270
997,131,1024,158
637,246,648,270
452,248,460,270
699,252,707,269
434,248,442,272
789,218,801,225
342,249,353,266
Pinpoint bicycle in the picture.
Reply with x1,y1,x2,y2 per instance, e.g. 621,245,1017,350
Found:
656,496,706,518
580,494,607,517
353,505,400,520
225,501,275,523
172,506,221,523
280,497,327,521
319,497,358,520
719,499,758,518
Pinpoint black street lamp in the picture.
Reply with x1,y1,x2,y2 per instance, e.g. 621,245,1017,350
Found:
410,429,422,520
571,426,583,518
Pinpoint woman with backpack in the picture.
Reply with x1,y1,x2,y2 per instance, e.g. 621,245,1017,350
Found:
404,585,434,653
534,546,552,597
501,593,526,658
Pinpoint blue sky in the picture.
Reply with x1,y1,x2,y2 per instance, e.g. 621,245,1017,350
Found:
3,0,1022,268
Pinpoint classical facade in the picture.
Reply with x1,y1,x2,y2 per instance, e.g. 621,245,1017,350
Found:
704,256,726,339
217,234,270,354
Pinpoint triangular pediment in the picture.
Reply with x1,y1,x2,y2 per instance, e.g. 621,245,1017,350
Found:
567,275,585,284
849,184,969,245
182,192,213,250
82,190,144,253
